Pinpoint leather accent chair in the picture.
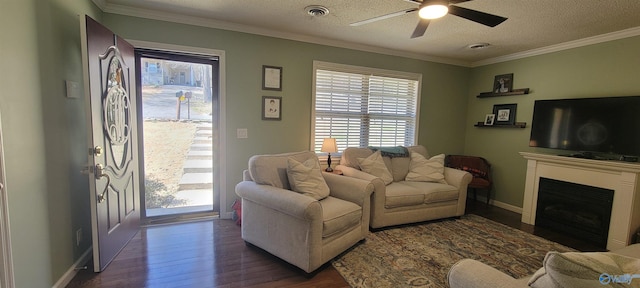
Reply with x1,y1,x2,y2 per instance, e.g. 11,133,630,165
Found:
445,155,492,204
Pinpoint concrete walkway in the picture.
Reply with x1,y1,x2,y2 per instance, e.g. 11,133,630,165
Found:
142,85,216,217
146,123,214,217
179,123,213,191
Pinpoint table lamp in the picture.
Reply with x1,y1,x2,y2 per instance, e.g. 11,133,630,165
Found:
321,138,338,172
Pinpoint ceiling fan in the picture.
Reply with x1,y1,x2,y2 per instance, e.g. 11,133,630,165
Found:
350,0,508,39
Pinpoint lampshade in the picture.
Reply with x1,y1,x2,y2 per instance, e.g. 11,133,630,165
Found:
419,4,448,19
321,138,337,153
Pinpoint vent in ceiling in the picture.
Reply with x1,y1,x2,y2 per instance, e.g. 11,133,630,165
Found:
468,43,491,49
305,5,329,17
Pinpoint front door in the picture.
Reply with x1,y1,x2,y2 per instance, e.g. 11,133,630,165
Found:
81,15,141,272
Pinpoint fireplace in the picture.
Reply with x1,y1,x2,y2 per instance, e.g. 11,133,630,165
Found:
521,152,640,251
535,177,613,248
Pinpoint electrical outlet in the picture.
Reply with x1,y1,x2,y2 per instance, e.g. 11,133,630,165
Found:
76,228,82,246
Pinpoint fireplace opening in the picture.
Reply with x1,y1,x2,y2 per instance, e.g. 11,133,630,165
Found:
535,177,614,248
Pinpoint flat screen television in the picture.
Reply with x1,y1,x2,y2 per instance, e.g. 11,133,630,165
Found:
529,96,640,159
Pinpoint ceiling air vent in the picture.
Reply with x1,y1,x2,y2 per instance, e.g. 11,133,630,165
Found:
468,43,491,49
305,5,329,17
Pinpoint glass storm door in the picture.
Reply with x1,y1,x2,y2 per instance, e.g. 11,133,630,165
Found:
135,49,219,221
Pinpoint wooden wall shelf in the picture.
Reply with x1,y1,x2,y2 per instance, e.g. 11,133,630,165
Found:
475,122,527,128
477,88,530,98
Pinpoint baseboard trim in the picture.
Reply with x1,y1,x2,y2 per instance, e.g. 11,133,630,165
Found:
221,211,234,219
474,196,523,214
491,200,523,214
52,247,91,288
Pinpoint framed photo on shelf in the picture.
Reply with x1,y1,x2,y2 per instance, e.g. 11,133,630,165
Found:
262,65,282,91
262,96,282,120
493,73,513,93
484,114,495,126
492,104,517,125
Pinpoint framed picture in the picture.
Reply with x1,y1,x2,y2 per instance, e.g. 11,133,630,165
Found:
262,65,282,91
493,73,513,93
262,96,282,120
484,114,495,126
492,104,517,125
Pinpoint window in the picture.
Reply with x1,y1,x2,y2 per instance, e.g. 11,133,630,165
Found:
312,61,421,154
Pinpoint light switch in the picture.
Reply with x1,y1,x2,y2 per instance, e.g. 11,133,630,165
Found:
237,128,248,139
65,80,80,99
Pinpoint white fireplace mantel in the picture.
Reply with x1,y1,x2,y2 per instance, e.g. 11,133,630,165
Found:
520,152,640,250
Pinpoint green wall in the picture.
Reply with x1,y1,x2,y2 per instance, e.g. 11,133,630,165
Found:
0,1,51,286
44,0,102,283
101,14,471,213
3,0,639,285
465,36,640,208
1,0,100,286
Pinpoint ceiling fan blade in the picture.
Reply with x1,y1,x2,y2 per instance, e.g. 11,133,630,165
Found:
448,5,507,27
411,18,430,38
350,8,418,26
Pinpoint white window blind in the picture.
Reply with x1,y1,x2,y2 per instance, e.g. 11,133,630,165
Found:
312,62,420,153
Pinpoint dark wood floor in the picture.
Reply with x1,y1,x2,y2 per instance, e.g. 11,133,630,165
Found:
67,199,603,287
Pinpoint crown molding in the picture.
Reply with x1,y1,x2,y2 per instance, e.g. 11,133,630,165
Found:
471,26,640,67
91,0,107,11
93,1,470,67
92,1,640,68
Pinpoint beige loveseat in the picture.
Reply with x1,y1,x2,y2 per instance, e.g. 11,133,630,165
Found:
336,145,472,229
448,244,640,288
235,151,374,273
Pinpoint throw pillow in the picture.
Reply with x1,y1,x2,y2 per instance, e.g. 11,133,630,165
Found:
405,152,447,184
286,157,330,200
528,251,640,288
358,150,393,185
462,166,488,179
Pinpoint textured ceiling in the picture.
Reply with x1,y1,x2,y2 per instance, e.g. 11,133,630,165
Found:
94,0,640,66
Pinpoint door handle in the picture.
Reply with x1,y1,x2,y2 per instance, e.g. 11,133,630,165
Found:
80,164,111,203
91,146,103,157
94,164,111,203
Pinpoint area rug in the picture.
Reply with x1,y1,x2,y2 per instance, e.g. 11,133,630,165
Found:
331,214,576,288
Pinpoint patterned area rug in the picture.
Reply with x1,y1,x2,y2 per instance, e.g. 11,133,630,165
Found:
332,214,576,288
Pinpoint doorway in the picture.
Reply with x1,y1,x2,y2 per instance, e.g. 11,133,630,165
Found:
135,48,221,222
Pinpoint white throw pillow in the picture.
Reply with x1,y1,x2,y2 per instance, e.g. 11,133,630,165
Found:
358,150,393,185
528,251,640,288
286,157,330,200
405,152,447,184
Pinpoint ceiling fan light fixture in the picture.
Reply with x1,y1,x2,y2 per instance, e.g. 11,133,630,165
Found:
419,4,449,19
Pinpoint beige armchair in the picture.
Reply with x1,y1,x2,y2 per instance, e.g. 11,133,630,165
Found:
448,244,640,288
235,151,374,273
